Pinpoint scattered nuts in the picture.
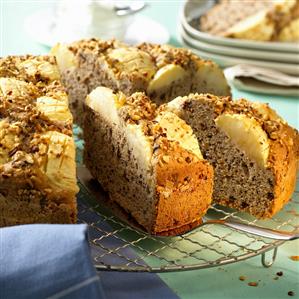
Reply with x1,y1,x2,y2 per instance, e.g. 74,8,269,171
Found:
290,256,299,261
248,282,258,287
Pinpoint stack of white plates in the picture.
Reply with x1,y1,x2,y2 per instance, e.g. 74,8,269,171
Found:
178,0,299,75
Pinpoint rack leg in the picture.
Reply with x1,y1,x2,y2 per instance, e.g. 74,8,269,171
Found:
261,247,278,268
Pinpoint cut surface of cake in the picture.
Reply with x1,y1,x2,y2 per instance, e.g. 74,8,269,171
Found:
83,87,214,235
0,55,79,226
165,94,299,218
51,39,230,125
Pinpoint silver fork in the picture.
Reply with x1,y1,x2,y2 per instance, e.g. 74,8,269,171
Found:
200,218,299,241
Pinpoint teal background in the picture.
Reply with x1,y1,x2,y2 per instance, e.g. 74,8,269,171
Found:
1,1,298,298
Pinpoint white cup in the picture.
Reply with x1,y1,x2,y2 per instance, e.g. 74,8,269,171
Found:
54,0,135,42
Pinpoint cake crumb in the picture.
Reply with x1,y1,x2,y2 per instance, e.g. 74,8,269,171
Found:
288,291,295,296
248,282,258,287
276,271,283,276
290,256,299,261
239,276,246,281
286,209,296,215
273,277,279,280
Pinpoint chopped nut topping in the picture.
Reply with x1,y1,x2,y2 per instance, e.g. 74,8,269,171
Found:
0,55,76,193
162,155,170,163
177,157,184,163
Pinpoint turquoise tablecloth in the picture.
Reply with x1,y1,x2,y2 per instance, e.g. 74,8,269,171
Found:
1,1,299,299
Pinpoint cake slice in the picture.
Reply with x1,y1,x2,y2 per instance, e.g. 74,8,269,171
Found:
51,39,230,125
0,55,79,226
83,87,213,235
165,94,299,218
200,0,299,41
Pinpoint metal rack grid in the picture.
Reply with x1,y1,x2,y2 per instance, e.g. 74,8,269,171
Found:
77,175,299,273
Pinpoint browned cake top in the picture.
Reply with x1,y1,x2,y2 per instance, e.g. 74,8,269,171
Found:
181,93,298,144
118,92,157,124
67,38,120,56
172,93,299,172
86,87,203,162
0,55,60,83
65,38,212,72
137,43,198,70
0,55,72,134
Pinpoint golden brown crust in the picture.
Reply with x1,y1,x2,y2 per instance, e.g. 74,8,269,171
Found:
266,124,298,217
152,138,213,234
68,39,214,73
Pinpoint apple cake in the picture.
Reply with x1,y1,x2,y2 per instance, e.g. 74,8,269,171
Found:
200,0,299,42
0,55,78,226
51,39,230,125
165,94,299,218
83,87,214,235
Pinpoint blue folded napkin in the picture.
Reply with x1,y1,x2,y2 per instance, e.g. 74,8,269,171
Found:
78,196,180,299
0,224,105,299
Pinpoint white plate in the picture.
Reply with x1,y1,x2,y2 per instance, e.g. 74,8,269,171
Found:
179,33,299,75
24,9,170,46
180,25,299,64
182,0,299,53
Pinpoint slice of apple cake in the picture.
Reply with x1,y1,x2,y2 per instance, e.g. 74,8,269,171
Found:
83,87,214,235
165,94,299,218
0,55,79,226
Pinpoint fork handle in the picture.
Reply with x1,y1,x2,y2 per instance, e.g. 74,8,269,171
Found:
205,220,299,241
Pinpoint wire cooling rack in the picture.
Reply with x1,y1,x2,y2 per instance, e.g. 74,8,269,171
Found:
77,166,299,273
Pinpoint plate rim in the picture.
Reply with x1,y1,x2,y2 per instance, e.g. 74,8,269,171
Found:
181,5,299,53
179,34,299,75
180,25,299,64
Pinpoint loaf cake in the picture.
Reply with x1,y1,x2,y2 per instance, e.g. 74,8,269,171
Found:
0,55,78,226
165,94,299,218
200,0,299,42
83,87,213,235
51,39,230,125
